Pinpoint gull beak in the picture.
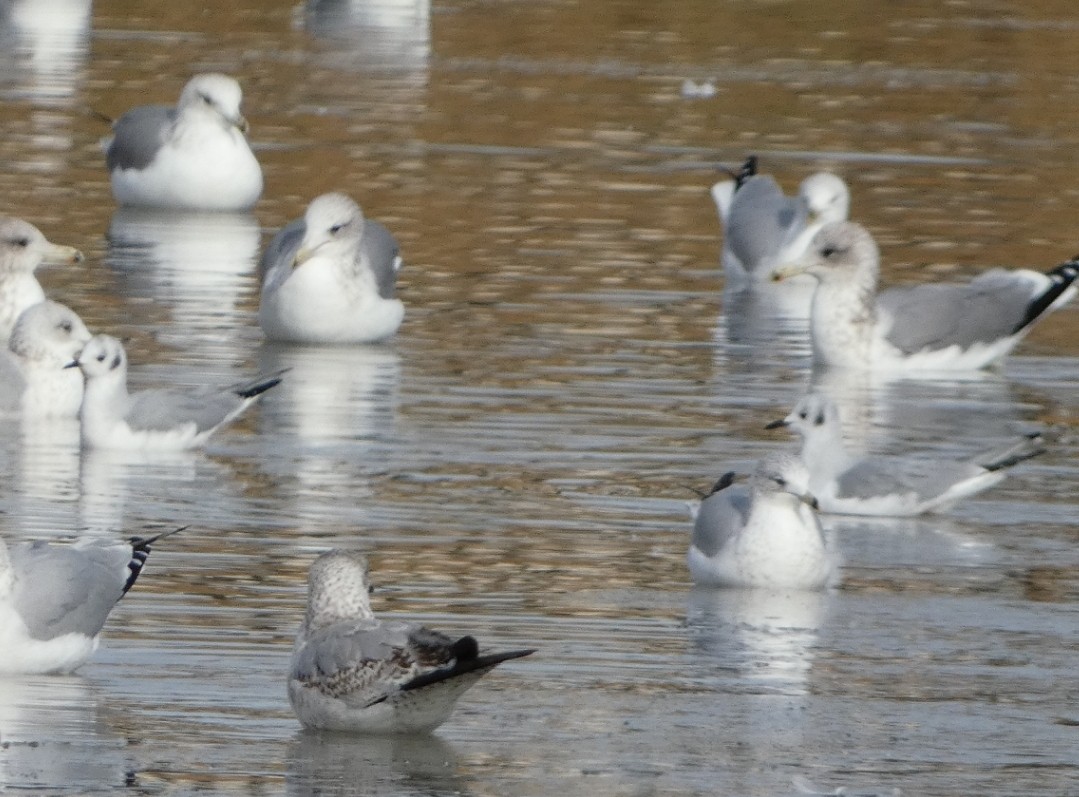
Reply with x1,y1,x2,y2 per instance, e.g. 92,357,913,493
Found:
234,114,250,134
291,246,313,269
42,242,84,266
764,417,790,430
64,358,79,369
800,491,820,511
770,259,811,283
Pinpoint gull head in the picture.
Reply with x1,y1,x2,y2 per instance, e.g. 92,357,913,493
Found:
799,172,850,226
0,216,83,276
766,392,842,441
750,452,818,510
178,73,249,133
10,301,91,365
771,221,879,285
304,549,375,631
293,193,366,269
69,334,128,381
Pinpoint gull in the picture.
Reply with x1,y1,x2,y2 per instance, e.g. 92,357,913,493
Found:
712,156,850,288
0,216,83,344
774,221,1079,371
105,73,263,211
0,300,91,418
71,334,284,450
767,392,1045,517
288,550,534,733
0,527,181,675
689,452,836,590
258,193,405,344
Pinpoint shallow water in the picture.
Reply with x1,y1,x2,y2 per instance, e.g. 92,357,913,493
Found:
2,1,1079,795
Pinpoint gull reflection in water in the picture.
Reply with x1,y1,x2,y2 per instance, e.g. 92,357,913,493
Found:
11,417,81,538
303,0,431,70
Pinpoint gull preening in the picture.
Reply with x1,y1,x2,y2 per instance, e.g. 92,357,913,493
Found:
258,193,405,344
774,221,1079,371
288,550,534,733
0,527,181,675
688,452,836,591
105,73,263,211
0,216,83,344
71,334,284,450
0,300,91,418
712,156,850,289
767,392,1045,517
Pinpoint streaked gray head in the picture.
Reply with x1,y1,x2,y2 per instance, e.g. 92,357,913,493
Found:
305,549,374,629
9,301,91,364
295,193,366,266
0,216,83,276
799,172,850,224
751,451,813,502
177,73,247,130
75,334,128,381
783,392,841,438
801,221,880,284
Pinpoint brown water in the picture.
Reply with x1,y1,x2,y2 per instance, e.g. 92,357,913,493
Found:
2,1,1079,795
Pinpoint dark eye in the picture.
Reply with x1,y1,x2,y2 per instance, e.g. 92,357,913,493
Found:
798,411,807,420
773,477,786,488
814,413,825,426
199,93,213,105
60,321,73,333
821,245,838,258
96,352,106,362
8,237,30,248
329,223,345,234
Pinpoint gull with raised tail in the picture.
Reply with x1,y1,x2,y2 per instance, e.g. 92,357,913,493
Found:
105,73,263,211
71,334,283,450
288,549,534,733
0,527,181,675
0,216,83,344
689,452,836,591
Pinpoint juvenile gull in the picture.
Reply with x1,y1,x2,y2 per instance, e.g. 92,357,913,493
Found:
767,392,1044,517
106,73,263,211
259,193,405,344
288,550,534,733
774,221,1079,371
0,301,91,418
0,216,83,344
71,334,284,451
689,452,835,591
0,527,181,675
713,156,850,288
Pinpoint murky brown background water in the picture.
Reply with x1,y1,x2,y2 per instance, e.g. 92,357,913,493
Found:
3,1,1079,795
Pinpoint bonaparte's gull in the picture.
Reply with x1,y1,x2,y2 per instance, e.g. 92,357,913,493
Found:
288,550,534,733
0,300,90,417
773,221,1079,371
767,392,1045,517
0,216,83,344
105,73,263,211
689,453,836,591
0,527,181,675
71,334,283,450
259,193,404,344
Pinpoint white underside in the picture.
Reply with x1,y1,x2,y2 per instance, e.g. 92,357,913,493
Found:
80,416,216,451
816,470,1006,517
20,366,84,418
0,606,98,675
0,277,46,344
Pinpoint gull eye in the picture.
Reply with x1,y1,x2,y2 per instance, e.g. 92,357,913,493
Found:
772,476,786,488
199,92,213,105
329,223,346,235
9,237,30,248
798,411,808,420
59,321,73,333
96,352,106,362
111,354,122,370
820,245,838,258
814,413,825,426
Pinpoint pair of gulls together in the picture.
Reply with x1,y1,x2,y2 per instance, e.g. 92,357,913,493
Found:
0,535,531,734
713,157,1079,372
105,72,404,344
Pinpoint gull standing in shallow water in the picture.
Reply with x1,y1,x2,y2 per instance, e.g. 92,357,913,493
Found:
713,156,850,289
259,193,405,344
71,334,284,450
0,301,91,418
0,216,83,344
289,550,534,733
767,392,1045,517
0,527,181,675
688,452,836,590
773,221,1079,371
105,73,263,211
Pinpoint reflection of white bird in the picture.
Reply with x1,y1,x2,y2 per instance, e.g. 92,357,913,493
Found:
0,216,83,344
774,221,1079,371
0,300,90,417
713,156,849,289
259,193,405,344
689,453,835,590
0,527,180,675
72,335,284,451
105,73,263,211
767,392,1045,517
289,550,534,733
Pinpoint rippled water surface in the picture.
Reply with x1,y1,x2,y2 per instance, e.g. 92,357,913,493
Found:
3,1,1079,795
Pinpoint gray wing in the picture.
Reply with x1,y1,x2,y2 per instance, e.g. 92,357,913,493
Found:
692,483,751,557
291,620,452,708
258,217,305,285
879,270,1042,354
836,456,983,502
9,541,130,640
361,219,401,300
724,176,807,272
0,350,27,412
106,105,175,171
125,386,249,434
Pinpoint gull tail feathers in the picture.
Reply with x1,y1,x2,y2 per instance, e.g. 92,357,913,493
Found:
397,639,535,695
123,525,187,594
1011,258,1079,335
976,432,1046,473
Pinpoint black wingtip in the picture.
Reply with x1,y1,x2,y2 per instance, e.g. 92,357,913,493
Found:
235,368,289,399
400,646,535,693
734,155,758,189
123,525,186,594
1010,259,1079,335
